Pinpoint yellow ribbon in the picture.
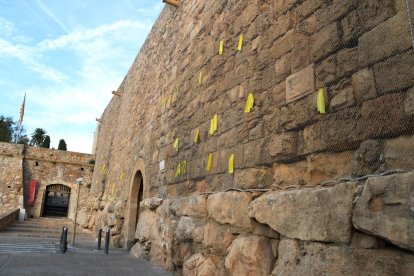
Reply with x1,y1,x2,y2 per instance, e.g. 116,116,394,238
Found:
244,93,254,113
237,34,243,51
317,88,326,114
182,160,187,174
161,97,167,108
173,138,179,151
175,163,181,177
207,153,213,171
194,129,200,144
209,114,218,135
219,40,223,55
228,154,235,174
111,183,115,195
198,71,203,86
119,171,124,181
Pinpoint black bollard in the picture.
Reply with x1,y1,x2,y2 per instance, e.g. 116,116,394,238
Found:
59,227,65,253
62,227,68,254
97,228,102,250
104,227,110,254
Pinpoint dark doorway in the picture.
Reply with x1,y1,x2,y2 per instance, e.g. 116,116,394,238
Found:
42,184,71,217
126,171,144,249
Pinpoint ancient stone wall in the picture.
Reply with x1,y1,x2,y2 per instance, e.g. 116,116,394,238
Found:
89,0,414,274
0,142,94,221
0,142,24,216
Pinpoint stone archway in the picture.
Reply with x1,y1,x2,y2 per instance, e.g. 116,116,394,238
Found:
34,180,79,220
124,158,146,249
42,184,71,217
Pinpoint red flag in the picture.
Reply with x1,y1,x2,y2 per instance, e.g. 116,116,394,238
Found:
18,93,26,129
28,179,37,206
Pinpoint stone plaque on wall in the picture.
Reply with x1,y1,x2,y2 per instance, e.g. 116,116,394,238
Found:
286,64,315,103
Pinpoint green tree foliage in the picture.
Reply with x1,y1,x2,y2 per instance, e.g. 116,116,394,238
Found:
41,135,51,148
58,139,67,151
30,128,47,147
0,116,14,142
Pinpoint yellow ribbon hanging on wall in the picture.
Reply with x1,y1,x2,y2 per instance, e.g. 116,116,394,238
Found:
173,138,179,151
219,40,223,55
228,154,235,174
209,118,214,135
175,163,181,177
182,160,187,174
237,34,243,51
111,183,115,195
119,171,124,181
194,129,200,144
198,71,203,86
209,114,218,135
207,153,213,171
317,88,326,114
244,93,254,113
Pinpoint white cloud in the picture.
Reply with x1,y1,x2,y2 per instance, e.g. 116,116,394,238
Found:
0,17,15,37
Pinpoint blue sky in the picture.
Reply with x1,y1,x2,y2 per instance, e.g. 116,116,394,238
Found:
0,0,163,153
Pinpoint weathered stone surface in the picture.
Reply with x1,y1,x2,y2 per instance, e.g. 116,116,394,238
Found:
207,192,253,230
383,135,414,170
170,195,207,218
310,23,340,61
268,132,298,160
359,12,412,67
234,168,273,190
135,209,156,241
373,50,414,94
360,93,410,140
202,221,234,254
351,232,385,249
183,253,224,276
273,239,414,275
353,172,414,252
285,64,315,103
273,161,308,188
329,84,355,111
175,216,194,242
351,68,377,103
144,197,163,210
404,87,414,115
225,235,274,276
130,242,146,258
248,182,357,243
351,140,383,177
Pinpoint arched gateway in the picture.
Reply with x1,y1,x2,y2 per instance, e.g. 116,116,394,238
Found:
42,184,71,217
124,159,146,249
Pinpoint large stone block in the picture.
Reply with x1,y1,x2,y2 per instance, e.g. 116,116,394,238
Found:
234,168,273,190
383,135,414,170
273,239,414,275
202,221,234,254
273,161,308,188
303,107,359,154
405,87,414,115
170,195,208,218
359,12,412,67
310,23,340,62
341,0,395,43
353,172,414,252
207,192,253,230
183,253,225,276
268,132,298,160
135,210,156,241
285,64,315,103
248,182,357,243
352,68,377,103
359,93,410,140
225,235,274,276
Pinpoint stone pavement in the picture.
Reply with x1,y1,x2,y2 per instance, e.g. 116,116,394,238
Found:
0,252,173,276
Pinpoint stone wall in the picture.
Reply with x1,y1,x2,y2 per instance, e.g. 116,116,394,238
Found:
0,143,24,216
89,0,414,274
0,142,94,221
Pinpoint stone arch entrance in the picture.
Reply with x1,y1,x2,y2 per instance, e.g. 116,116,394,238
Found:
42,184,71,217
124,159,146,249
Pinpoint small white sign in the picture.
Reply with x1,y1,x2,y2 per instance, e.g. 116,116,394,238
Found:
159,160,165,171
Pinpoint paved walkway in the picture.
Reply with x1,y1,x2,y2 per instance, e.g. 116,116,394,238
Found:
0,218,173,275
0,252,173,276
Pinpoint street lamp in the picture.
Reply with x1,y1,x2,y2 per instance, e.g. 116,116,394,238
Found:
71,177,83,245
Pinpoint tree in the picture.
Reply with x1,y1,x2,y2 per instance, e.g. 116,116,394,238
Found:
0,116,14,142
30,128,47,147
58,139,67,151
41,135,51,148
